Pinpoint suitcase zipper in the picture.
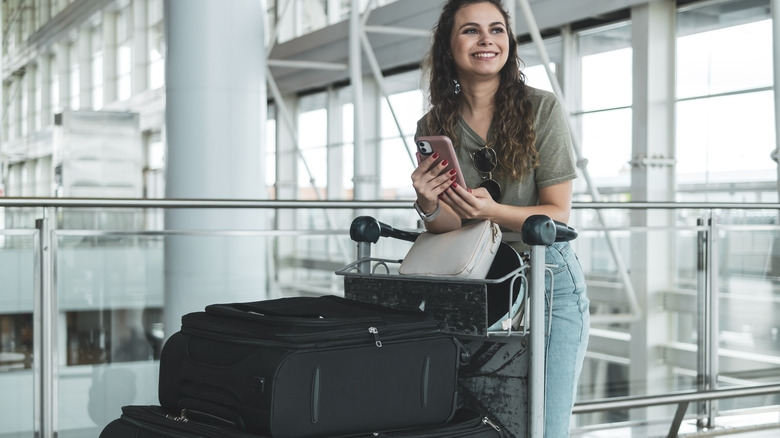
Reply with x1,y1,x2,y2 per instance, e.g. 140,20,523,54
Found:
482,416,501,431
182,314,438,347
120,406,248,438
369,326,382,347
365,412,499,437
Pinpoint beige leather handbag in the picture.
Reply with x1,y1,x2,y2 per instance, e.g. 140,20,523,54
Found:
398,220,502,278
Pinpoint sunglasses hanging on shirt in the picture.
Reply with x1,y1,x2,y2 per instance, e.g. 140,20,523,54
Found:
472,146,502,202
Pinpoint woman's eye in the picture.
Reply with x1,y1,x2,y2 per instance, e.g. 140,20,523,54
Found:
491,27,505,34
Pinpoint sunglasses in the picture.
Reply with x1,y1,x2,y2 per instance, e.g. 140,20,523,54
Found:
472,146,502,202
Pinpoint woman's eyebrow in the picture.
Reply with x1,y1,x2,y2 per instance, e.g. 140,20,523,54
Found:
457,21,506,30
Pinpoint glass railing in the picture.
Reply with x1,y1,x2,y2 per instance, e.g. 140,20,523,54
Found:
0,199,778,437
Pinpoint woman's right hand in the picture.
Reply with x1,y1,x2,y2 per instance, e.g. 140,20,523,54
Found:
411,153,458,212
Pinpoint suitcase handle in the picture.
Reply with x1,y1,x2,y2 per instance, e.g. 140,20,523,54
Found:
177,398,248,431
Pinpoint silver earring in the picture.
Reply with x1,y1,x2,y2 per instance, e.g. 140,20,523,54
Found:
454,79,461,95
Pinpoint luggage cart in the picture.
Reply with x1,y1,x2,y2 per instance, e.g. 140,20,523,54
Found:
337,215,577,438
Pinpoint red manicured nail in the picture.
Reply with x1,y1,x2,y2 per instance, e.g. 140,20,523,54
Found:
450,176,456,181
449,169,457,175
441,160,448,166
431,152,439,159
451,182,458,188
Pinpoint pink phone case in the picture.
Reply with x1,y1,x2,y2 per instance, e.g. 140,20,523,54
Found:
415,135,467,188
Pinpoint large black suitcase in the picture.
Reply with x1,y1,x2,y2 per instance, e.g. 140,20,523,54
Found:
99,405,264,438
158,295,461,438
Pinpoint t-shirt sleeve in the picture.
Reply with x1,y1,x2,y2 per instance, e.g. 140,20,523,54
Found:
532,91,577,188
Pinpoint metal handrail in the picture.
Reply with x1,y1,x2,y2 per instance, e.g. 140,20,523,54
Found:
0,197,779,210
573,383,780,414
573,383,780,438
3,198,780,437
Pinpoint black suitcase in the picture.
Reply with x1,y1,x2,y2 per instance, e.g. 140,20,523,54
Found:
99,405,264,438
159,295,461,438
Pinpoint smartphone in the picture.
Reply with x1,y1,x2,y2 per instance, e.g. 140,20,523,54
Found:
415,135,467,188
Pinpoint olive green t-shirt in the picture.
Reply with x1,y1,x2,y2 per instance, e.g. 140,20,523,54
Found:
415,86,576,250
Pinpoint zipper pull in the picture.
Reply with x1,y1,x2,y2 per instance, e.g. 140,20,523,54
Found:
482,416,500,431
368,327,382,347
166,410,190,422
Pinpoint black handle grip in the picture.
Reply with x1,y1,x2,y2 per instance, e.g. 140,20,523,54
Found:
522,215,578,246
349,216,419,243
553,220,578,242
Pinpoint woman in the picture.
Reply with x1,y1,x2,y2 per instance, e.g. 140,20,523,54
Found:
411,1,590,436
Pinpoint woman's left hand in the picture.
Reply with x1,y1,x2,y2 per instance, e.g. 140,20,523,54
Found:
439,183,496,220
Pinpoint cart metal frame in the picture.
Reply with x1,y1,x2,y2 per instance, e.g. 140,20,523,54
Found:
337,215,574,438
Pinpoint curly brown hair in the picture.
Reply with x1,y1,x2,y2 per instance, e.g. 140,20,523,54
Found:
422,0,539,180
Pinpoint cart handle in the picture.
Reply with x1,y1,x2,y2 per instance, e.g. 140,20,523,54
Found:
350,216,419,243
522,214,578,246
350,215,577,245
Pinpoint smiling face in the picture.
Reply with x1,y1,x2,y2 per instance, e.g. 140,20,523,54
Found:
449,2,510,81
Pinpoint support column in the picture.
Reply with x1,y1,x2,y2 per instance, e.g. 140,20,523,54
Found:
164,0,267,340
629,0,677,422
274,93,298,288
349,2,373,200
78,26,92,109
39,56,52,130
103,11,117,105
132,0,148,95
56,42,70,111
25,64,37,136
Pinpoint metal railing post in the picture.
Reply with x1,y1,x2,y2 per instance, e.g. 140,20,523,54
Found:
35,209,57,438
528,243,546,437
707,215,720,428
696,217,710,428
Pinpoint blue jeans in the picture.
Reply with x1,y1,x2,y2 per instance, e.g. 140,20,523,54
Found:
542,242,590,437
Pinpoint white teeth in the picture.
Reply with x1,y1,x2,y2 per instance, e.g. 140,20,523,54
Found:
473,53,496,58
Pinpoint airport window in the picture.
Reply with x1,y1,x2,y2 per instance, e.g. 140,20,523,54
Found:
148,0,164,90
297,94,329,199
65,308,163,365
116,6,132,101
676,0,774,200
380,87,424,198
0,313,32,371
340,99,356,198
577,22,633,190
